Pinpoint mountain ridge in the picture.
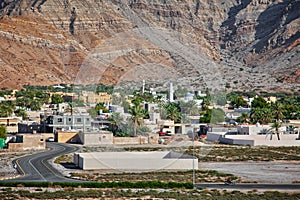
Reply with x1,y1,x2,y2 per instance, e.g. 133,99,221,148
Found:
0,0,299,91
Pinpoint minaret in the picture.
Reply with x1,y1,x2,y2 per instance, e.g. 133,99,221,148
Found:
169,82,174,102
142,80,145,94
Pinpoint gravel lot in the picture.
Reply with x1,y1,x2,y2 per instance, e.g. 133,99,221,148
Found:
199,161,300,184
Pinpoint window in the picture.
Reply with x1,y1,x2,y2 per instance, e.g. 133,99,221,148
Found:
57,118,63,123
76,118,82,123
68,118,72,122
86,118,90,122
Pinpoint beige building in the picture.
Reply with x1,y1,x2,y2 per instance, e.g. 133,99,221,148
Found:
79,131,114,146
8,134,46,151
79,91,111,104
56,131,80,143
0,117,20,133
264,96,277,104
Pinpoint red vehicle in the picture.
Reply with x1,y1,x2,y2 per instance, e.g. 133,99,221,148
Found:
158,130,172,136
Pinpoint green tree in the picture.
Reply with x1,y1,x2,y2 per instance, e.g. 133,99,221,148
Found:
16,97,31,108
251,96,269,108
163,102,181,123
95,103,109,113
108,112,123,135
237,113,250,124
231,96,248,108
200,109,211,123
29,99,41,111
179,101,200,116
14,109,28,120
87,108,97,118
200,108,225,124
0,104,13,117
200,96,211,111
129,104,148,137
272,102,284,122
35,92,50,104
271,121,281,140
51,94,64,105
0,126,6,139
65,102,76,115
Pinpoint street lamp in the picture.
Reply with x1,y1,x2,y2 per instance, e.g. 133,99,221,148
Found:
192,129,195,186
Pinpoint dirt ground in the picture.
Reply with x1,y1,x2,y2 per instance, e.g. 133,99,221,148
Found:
199,161,300,184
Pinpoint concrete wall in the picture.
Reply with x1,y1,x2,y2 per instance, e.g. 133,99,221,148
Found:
78,132,159,146
79,131,113,146
113,136,147,145
57,131,79,143
221,134,299,146
22,134,46,150
206,132,226,142
219,137,254,146
74,151,198,170
8,134,46,151
8,143,23,151
237,125,270,135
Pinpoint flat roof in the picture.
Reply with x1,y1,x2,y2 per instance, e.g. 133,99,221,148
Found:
76,151,196,159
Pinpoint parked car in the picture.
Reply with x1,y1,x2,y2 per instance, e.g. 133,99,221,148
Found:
158,130,171,136
47,137,55,142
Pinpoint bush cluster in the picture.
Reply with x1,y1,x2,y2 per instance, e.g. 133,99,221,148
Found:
0,181,193,189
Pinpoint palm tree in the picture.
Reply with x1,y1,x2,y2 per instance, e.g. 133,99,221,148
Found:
271,121,281,140
272,102,284,122
164,102,181,123
180,101,199,116
65,102,76,115
250,107,264,124
237,113,250,124
231,96,247,108
108,112,123,135
0,104,13,117
30,99,41,111
15,109,28,120
261,107,273,124
129,104,147,137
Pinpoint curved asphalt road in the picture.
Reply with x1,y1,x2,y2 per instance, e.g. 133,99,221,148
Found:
4,143,300,190
10,142,80,182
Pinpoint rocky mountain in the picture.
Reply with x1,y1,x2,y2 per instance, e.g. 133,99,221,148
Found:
0,0,299,92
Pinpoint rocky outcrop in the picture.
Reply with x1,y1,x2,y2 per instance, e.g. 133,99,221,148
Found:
0,0,299,91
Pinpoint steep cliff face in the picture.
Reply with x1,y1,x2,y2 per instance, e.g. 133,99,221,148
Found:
0,0,299,90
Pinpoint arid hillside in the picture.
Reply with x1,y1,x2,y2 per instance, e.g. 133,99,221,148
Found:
0,0,299,91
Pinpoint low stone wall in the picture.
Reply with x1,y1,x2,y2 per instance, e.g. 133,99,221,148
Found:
8,143,23,151
113,136,147,145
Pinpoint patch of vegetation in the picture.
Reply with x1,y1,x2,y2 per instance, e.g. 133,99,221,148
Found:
0,187,299,199
122,145,300,162
54,154,73,164
0,181,193,189
70,170,238,183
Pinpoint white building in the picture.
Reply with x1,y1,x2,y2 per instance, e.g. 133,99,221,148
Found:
237,124,270,135
74,151,198,170
79,131,113,146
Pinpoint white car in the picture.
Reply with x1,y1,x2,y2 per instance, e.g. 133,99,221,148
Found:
47,137,55,142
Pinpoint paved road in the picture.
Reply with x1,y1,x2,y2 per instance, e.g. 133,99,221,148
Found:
10,142,80,182
196,183,300,190
4,143,300,191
